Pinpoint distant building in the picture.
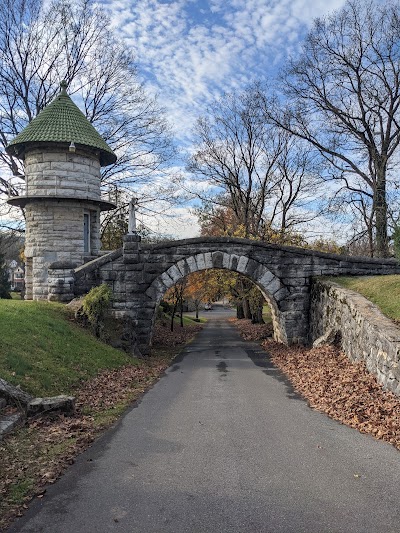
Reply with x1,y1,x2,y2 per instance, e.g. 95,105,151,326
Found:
7,260,25,291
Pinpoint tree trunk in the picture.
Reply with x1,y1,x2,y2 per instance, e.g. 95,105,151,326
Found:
237,304,245,319
243,298,252,319
170,302,177,331
374,169,389,257
368,221,374,258
251,303,265,324
179,297,184,327
195,305,199,320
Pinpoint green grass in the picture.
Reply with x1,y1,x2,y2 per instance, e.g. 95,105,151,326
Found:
7,478,35,505
330,275,400,322
161,312,207,325
181,314,207,324
10,292,22,300
262,305,272,323
0,299,134,397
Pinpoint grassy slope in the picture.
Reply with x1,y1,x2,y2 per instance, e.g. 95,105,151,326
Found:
0,300,134,397
331,275,400,322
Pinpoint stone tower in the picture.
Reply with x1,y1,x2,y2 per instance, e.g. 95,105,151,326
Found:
6,81,117,300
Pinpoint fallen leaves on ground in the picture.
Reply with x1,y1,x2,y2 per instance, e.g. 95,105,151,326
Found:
229,318,273,341
231,320,400,451
0,321,202,531
152,321,202,346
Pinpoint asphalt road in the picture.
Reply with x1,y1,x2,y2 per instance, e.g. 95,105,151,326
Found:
9,311,400,532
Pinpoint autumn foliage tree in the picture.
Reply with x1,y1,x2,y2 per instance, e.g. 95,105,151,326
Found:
163,279,187,331
196,205,268,323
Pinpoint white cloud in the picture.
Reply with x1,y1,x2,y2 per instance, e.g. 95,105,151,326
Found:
100,0,347,146
96,0,348,238
141,205,200,239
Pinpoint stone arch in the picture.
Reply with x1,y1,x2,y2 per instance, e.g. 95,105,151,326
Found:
145,250,290,345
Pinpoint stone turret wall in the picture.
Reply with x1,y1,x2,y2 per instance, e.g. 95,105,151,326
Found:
25,148,101,201
25,199,101,300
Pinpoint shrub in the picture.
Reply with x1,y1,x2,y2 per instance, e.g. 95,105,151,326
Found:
82,284,112,337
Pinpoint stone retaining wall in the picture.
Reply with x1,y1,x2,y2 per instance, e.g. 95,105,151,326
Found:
310,279,400,396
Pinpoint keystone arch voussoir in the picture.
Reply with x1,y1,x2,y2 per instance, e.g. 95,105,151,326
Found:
146,251,289,345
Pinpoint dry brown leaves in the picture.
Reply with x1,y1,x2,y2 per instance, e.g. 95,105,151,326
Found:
0,323,202,531
229,318,273,341
152,321,203,346
0,361,170,529
229,319,400,451
266,341,400,449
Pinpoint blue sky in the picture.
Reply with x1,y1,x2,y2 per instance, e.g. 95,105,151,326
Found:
98,0,348,237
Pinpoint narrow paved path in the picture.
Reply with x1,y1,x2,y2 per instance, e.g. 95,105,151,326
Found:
10,314,400,532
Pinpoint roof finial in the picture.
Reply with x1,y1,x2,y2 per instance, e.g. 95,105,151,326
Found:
60,80,68,95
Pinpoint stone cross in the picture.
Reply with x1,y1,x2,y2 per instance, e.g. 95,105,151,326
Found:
128,197,138,234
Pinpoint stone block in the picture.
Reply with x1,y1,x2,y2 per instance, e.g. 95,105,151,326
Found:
166,265,182,283
229,254,239,270
186,256,198,273
237,256,249,273
0,378,33,407
157,275,171,292
43,152,67,162
27,395,75,416
123,253,140,264
212,251,224,269
222,253,231,269
274,287,290,302
25,153,43,163
257,270,274,288
204,252,213,269
195,254,206,270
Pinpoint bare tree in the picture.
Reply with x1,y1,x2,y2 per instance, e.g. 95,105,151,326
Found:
0,0,176,227
188,86,322,242
164,279,187,331
188,86,324,323
262,0,400,257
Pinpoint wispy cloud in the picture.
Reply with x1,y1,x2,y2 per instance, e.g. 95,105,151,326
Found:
98,0,347,237
101,0,347,144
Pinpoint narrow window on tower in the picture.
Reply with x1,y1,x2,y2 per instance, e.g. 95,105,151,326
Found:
84,212,90,253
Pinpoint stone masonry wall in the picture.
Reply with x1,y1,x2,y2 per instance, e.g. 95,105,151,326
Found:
25,200,100,300
310,279,400,396
73,237,400,354
25,148,101,202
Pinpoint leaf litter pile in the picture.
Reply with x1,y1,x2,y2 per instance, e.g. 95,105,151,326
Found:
231,319,400,450
229,318,273,341
152,321,202,346
0,321,202,531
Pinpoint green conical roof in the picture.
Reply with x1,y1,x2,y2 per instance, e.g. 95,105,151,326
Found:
6,81,116,166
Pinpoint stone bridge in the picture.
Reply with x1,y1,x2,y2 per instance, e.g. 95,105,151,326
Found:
53,236,400,354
